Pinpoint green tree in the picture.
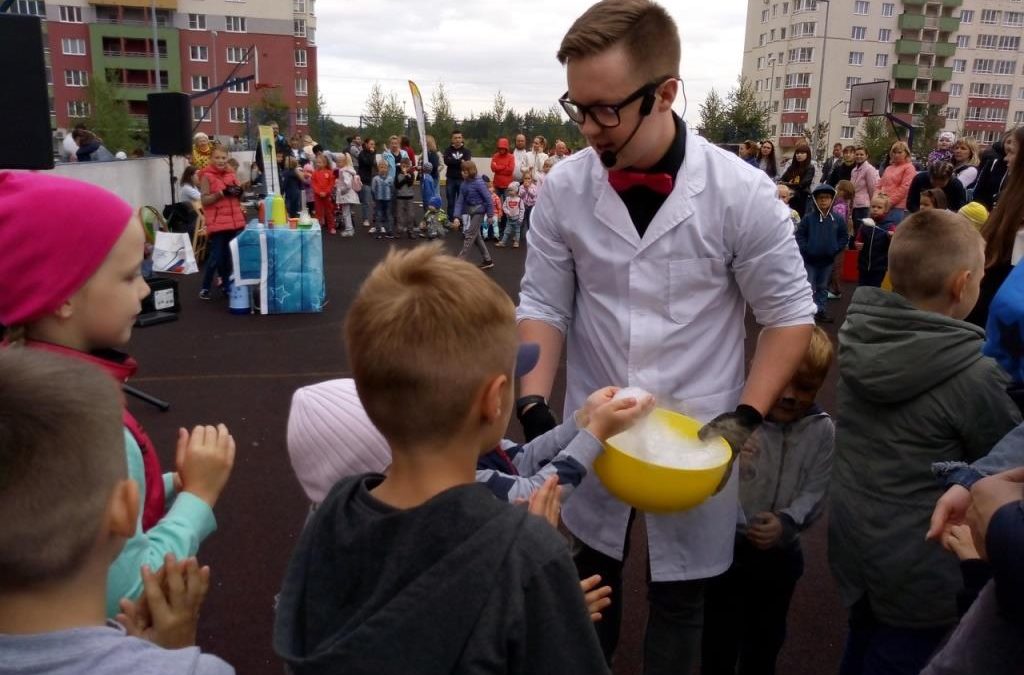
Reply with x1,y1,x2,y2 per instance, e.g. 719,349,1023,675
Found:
85,79,140,155
802,121,830,163
698,88,729,142
252,88,290,133
430,82,456,146
913,105,946,158
727,77,770,143
857,116,897,165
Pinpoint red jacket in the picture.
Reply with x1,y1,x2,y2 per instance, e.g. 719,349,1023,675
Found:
490,139,515,190
311,168,336,198
21,340,167,531
199,165,245,234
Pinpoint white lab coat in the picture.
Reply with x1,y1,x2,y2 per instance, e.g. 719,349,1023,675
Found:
516,128,815,581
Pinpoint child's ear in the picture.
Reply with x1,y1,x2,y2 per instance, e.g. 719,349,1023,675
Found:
104,479,139,540
949,269,971,303
481,373,509,424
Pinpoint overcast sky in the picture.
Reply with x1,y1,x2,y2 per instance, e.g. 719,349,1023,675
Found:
314,1,748,126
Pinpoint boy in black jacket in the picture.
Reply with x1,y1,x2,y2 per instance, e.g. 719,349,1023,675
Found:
273,245,620,675
795,183,848,323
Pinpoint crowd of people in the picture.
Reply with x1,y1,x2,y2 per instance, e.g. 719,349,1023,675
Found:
2,1,1024,675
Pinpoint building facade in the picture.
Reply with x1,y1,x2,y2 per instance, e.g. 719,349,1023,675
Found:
742,0,1024,153
11,0,317,141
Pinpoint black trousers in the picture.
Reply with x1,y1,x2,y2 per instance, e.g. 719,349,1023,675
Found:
701,536,804,675
573,512,708,675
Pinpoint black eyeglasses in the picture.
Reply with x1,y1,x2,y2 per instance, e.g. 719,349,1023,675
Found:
559,78,672,129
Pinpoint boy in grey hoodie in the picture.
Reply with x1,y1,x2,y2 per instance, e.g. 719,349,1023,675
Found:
830,209,1022,675
702,326,836,675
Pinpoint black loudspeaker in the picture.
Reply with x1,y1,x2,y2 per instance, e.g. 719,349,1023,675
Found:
148,92,192,156
0,15,54,169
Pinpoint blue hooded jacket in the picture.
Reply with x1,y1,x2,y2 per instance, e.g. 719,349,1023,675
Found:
796,184,848,264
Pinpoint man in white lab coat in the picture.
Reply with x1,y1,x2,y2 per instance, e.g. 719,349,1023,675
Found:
514,1,816,672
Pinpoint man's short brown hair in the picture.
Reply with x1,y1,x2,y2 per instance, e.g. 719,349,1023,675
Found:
557,0,680,82
345,244,517,446
0,349,126,590
889,209,983,302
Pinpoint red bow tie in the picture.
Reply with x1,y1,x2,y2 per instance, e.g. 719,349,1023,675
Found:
608,170,674,196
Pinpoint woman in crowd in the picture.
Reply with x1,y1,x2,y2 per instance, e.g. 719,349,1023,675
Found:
356,138,377,229
759,139,778,180
877,141,916,222
779,143,815,216
952,137,981,196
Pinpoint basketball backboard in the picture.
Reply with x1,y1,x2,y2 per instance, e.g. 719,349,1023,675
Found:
848,80,890,118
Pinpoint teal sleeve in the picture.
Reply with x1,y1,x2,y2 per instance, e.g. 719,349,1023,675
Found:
163,472,178,502
106,429,217,617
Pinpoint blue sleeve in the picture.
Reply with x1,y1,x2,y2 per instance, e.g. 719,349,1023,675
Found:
454,184,465,217
987,500,1024,624
475,429,604,503
794,217,809,254
835,216,849,254
106,429,216,617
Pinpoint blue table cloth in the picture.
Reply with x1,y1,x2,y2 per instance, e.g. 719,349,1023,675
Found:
230,222,325,314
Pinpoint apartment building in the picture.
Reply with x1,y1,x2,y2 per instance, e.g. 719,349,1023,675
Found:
9,0,317,140
742,0,1024,152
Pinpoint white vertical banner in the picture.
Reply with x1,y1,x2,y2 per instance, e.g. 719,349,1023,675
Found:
408,80,429,166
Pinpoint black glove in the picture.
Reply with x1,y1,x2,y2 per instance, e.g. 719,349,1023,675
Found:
516,396,558,442
698,404,764,494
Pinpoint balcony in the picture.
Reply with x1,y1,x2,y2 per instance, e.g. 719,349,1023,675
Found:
940,0,962,7
929,90,950,106
102,49,167,58
895,39,921,55
890,88,916,104
919,41,956,57
893,63,919,79
931,66,953,81
902,0,926,5
938,16,960,32
899,14,926,30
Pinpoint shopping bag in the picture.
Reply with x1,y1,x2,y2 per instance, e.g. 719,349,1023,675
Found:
152,231,199,275
841,249,859,283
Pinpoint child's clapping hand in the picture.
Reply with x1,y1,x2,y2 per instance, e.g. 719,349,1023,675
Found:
176,424,236,508
942,523,981,561
584,390,656,442
574,386,620,429
116,554,211,649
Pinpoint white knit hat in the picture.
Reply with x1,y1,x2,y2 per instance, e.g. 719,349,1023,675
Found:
939,131,956,143
286,378,391,504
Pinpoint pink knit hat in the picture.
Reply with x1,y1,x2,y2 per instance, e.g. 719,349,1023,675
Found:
286,378,392,504
0,172,133,327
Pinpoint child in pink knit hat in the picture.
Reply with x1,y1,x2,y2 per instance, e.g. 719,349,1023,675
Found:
0,171,236,618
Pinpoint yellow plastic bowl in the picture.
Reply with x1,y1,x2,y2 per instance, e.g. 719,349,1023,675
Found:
593,408,732,513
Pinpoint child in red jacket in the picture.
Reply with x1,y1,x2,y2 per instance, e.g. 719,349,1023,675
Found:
311,153,337,234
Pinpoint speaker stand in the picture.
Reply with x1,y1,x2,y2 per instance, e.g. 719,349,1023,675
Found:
167,155,177,204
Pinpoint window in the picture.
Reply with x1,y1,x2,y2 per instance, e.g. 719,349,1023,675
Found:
783,2,789,14
772,100,780,112
58,5,82,22
61,38,86,55
966,130,1002,144
995,60,1017,75
1005,12,1024,27
950,83,963,96
875,53,888,67
793,0,816,13
792,21,816,37
758,56,765,70
878,29,891,42
775,76,783,89
293,0,306,11
226,46,247,63
193,105,210,123
953,59,968,73
780,27,787,39
956,35,970,48
770,29,776,41
191,75,210,91
1016,111,1024,124
225,16,246,32
772,3,777,17
845,76,862,90
228,80,249,93
781,122,802,137
970,83,1012,98
13,0,44,17
295,77,308,96
296,108,309,125
294,18,306,37
977,34,998,49
228,107,248,123
960,10,973,23
756,79,762,93
785,72,812,87
841,125,856,139
294,49,307,67
854,1,869,15
981,9,1001,24
852,26,867,40
783,98,808,111
762,8,769,22
967,106,1008,121
63,69,87,86
45,65,51,85
946,106,960,120
67,101,89,118
882,3,894,17
788,47,814,63
973,59,994,73
1019,87,1024,100
998,36,1020,51
770,124,778,138
189,45,208,61
849,51,864,66
188,14,206,30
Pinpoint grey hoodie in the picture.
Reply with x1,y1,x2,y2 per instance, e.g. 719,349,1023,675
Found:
829,287,1021,628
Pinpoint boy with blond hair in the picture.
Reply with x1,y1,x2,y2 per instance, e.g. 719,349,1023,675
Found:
0,349,232,674
830,209,1021,675
273,245,645,675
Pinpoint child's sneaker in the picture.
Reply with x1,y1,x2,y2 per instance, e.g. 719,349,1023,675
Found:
199,289,211,300
341,229,354,238
362,220,370,228
369,227,377,234
329,228,338,235
512,241,520,248
495,241,507,248
479,260,495,270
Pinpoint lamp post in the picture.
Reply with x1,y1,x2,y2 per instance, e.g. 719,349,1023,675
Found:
151,0,160,91
813,0,831,161
768,55,777,131
827,99,847,151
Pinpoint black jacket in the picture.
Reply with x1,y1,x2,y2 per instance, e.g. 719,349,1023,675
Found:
273,475,608,675
906,171,968,213
356,149,376,185
974,142,1008,210
443,145,472,181
827,161,855,187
